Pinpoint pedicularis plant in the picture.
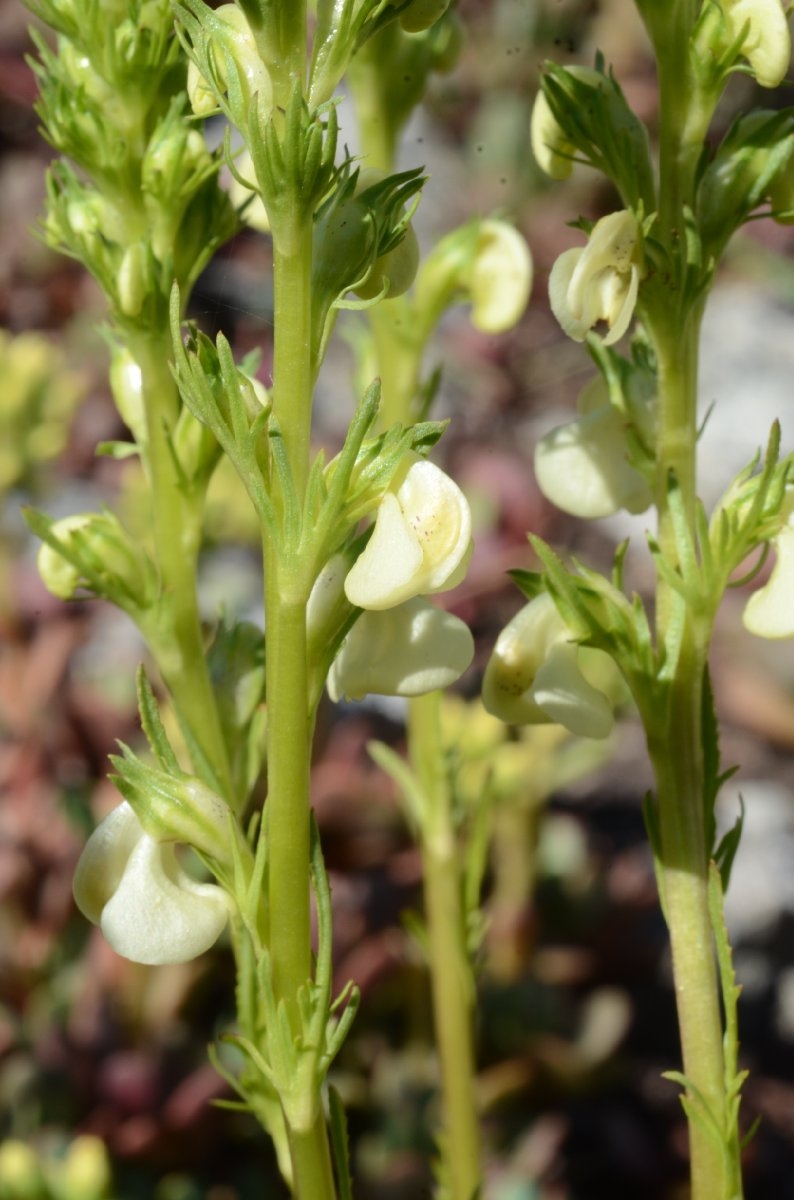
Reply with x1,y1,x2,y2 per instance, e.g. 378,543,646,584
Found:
483,4,794,1199
27,0,529,1196
23,0,794,1197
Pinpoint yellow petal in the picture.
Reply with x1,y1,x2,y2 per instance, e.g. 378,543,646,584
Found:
344,491,424,609
100,836,230,965
328,598,474,700
468,220,533,333
724,0,791,88
742,525,794,637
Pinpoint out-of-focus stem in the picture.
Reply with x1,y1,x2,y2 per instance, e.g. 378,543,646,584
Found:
409,691,482,1200
129,329,234,803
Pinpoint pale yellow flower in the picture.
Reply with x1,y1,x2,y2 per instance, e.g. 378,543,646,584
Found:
328,598,474,700
344,455,472,610
466,219,533,333
482,594,614,738
723,0,791,88
534,377,652,518
743,520,794,638
73,802,231,965
549,210,641,345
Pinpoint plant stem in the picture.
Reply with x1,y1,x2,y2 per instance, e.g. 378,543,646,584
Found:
409,691,482,1200
648,640,728,1200
641,19,738,1189
648,320,730,1199
265,206,337,1198
265,214,315,1010
288,1123,338,1200
272,223,314,498
129,329,234,803
368,301,423,430
351,53,483,1195
347,27,400,175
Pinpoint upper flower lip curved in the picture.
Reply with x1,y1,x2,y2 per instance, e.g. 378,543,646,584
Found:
723,0,791,89
467,220,533,334
344,455,472,611
549,211,641,346
73,802,231,965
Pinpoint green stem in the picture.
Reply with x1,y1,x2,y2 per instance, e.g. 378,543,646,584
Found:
272,223,314,498
647,316,730,1198
264,577,313,1008
352,53,482,1195
264,207,337,1199
409,691,482,1200
368,300,424,430
347,42,398,174
129,330,234,803
288,1124,337,1200
648,642,727,1200
270,2,307,106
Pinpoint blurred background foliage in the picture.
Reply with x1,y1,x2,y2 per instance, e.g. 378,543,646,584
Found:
2,0,794,1197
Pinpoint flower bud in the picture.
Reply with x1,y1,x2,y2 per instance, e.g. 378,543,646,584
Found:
227,148,270,233
482,594,614,738
73,802,231,965
65,192,126,245
743,522,794,638
187,4,271,119
37,513,94,599
37,511,156,606
344,454,472,610
117,242,148,317
308,552,353,645
466,219,533,333
698,110,794,243
351,169,420,300
109,346,146,441
328,596,474,700
549,210,641,345
530,69,604,180
238,369,270,419
115,762,234,866
187,59,219,116
722,0,791,88
354,223,420,300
